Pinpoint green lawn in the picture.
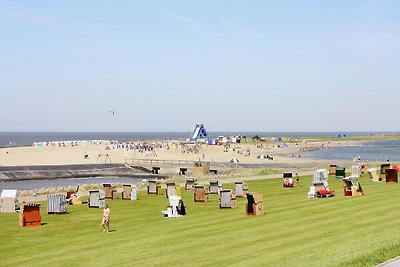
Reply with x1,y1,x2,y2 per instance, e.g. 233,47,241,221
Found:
1,175,400,267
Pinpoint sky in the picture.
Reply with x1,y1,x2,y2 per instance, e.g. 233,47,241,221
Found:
1,0,399,132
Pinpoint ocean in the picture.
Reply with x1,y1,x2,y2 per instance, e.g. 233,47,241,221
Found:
0,131,396,148
303,140,400,162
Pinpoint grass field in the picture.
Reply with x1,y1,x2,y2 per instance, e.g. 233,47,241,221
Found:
1,174,400,267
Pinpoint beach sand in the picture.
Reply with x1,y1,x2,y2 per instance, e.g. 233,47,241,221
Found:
0,140,357,167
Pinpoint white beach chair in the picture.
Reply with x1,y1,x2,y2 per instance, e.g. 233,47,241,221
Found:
308,186,316,199
162,195,186,218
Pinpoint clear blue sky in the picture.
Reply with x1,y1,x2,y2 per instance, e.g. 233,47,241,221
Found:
1,1,399,132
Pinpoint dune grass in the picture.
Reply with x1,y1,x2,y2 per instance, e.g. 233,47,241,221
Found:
1,174,400,266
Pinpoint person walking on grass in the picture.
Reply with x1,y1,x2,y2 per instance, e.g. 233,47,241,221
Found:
295,173,300,188
101,204,110,233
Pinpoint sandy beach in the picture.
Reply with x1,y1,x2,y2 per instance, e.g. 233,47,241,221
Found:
0,139,358,168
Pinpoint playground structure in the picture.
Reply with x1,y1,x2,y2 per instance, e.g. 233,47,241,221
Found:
189,123,209,143
96,153,112,163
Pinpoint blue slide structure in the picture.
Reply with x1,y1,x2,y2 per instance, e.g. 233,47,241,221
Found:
190,124,208,142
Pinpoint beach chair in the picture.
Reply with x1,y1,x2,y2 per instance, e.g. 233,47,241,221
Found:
194,185,209,202
329,165,337,175
219,189,237,209
162,195,186,218
19,203,41,227
343,176,364,196
148,180,161,195
246,193,264,216
368,168,381,182
336,167,346,179
350,166,360,177
122,184,137,200
385,169,398,183
47,194,67,214
282,173,294,188
103,184,116,199
185,178,197,191
308,186,316,199
166,183,180,198
381,164,391,175
235,182,248,198
209,180,220,194
315,189,335,198
360,165,368,174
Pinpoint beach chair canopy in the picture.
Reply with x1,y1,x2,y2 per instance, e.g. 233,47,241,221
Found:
1,190,17,199
343,176,361,191
313,169,328,187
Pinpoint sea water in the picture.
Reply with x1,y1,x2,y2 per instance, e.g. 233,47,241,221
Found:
1,131,397,148
303,140,400,162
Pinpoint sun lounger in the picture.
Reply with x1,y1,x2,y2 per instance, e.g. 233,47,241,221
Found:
315,189,335,198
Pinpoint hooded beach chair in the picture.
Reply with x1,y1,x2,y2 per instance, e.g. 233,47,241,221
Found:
246,193,264,215
194,185,209,202
368,168,381,182
282,173,294,188
235,182,248,198
385,169,398,183
343,176,364,196
185,178,197,191
219,189,237,209
162,195,186,218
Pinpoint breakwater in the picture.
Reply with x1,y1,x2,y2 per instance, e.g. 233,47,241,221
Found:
0,163,164,181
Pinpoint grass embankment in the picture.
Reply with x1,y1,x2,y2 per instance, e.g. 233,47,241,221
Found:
1,174,400,266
